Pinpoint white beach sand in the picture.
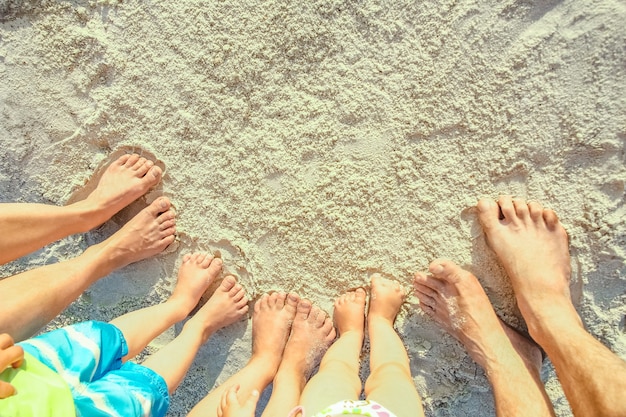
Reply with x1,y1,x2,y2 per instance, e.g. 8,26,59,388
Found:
1,0,625,415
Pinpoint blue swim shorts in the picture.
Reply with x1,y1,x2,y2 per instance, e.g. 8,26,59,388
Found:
19,321,169,417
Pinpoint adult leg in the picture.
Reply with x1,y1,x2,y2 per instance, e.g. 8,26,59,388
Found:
141,274,249,393
188,292,299,416
0,153,162,265
477,196,626,417
262,300,335,417
364,277,424,417
0,197,176,341
414,260,555,417
298,289,365,415
110,253,223,360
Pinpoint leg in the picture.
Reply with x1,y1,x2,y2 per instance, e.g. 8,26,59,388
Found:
142,274,249,393
414,260,555,417
0,153,162,265
111,253,223,360
0,197,176,341
188,292,299,416
364,277,424,417
262,300,335,417
477,196,626,417
299,289,366,415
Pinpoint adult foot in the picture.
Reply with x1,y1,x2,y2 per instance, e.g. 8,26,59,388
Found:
169,253,223,314
251,292,300,373
91,196,176,271
189,275,249,343
76,153,163,227
476,196,577,336
413,259,541,371
368,275,405,324
281,300,336,379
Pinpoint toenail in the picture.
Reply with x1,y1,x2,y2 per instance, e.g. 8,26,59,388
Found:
431,264,444,274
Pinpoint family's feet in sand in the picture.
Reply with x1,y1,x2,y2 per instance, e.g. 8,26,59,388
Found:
413,260,542,372
186,275,249,343
252,292,301,372
90,196,176,271
281,300,336,379
476,196,579,338
169,253,223,315
76,153,163,228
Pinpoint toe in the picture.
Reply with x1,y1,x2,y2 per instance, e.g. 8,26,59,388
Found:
133,157,148,171
429,259,467,285
125,154,140,167
255,293,270,313
275,292,287,309
136,159,154,176
148,165,162,181
513,198,530,219
313,307,327,327
207,257,222,277
543,209,560,229
528,201,544,221
497,195,517,222
285,293,299,314
221,275,237,292
476,198,501,230
296,299,312,320
183,253,191,263
148,197,171,216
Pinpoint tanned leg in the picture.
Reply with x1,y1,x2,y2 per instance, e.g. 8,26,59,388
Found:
0,153,162,265
0,197,175,341
414,260,555,417
477,196,626,417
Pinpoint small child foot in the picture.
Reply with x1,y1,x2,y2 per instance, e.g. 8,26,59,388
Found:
368,276,406,323
334,288,366,336
190,275,249,343
170,253,223,314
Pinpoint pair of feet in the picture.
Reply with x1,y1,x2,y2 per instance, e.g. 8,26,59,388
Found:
413,196,573,374
76,152,178,271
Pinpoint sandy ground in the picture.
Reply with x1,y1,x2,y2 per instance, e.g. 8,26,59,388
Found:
1,0,625,416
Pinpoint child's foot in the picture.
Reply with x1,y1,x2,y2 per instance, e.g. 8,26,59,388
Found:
476,196,577,336
413,259,542,372
334,288,366,336
76,153,163,227
251,292,301,373
190,275,249,343
92,197,176,270
169,253,223,314
280,300,336,379
368,276,405,324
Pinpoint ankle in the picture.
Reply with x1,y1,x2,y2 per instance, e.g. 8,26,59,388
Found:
523,302,583,345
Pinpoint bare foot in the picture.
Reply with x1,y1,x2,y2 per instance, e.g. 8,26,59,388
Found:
190,275,249,343
281,300,336,379
413,259,541,371
476,196,577,335
251,292,300,372
334,288,366,336
92,196,176,270
169,253,223,313
78,153,163,227
368,275,405,323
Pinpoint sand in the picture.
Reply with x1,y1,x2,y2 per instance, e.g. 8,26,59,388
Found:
1,0,625,415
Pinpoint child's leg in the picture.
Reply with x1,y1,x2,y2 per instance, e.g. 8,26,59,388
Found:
188,292,299,416
0,153,161,265
110,253,221,360
141,275,249,393
298,288,366,415
262,300,335,417
364,277,424,417
2,197,175,342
